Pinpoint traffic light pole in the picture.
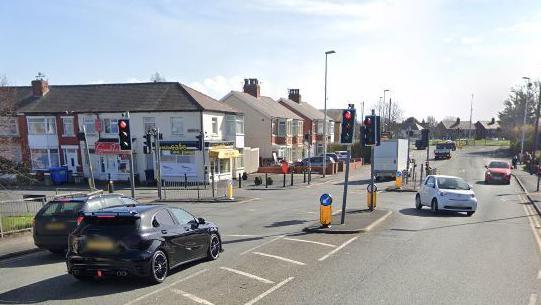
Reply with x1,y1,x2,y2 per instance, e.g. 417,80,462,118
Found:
155,128,162,200
340,145,351,224
82,126,95,190
126,112,135,198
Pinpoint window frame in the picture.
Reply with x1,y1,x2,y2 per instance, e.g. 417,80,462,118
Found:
103,118,118,135
0,117,18,136
278,119,287,136
171,117,184,135
30,148,60,170
211,117,218,135
62,117,74,136
83,117,96,135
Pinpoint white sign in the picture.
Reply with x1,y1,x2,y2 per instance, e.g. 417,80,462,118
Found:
160,163,197,177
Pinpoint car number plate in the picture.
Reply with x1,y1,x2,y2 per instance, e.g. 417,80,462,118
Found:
86,239,115,251
493,176,501,180
46,222,65,230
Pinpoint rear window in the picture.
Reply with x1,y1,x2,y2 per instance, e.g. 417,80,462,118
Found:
488,161,509,169
83,216,139,227
40,201,84,217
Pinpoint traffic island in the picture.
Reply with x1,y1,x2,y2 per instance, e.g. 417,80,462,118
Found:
385,186,417,192
303,209,392,234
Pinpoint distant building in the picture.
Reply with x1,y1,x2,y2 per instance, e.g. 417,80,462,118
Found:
475,120,501,139
398,117,425,138
435,119,475,139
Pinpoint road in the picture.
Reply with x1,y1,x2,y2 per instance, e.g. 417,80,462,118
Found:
1,146,540,305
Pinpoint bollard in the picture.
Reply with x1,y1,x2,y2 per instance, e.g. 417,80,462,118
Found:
265,173,268,188
367,184,378,209
238,173,242,188
419,164,424,188
227,180,234,200
184,173,188,188
283,173,286,188
320,193,333,228
304,170,307,183
107,173,114,193
290,171,294,186
395,171,402,188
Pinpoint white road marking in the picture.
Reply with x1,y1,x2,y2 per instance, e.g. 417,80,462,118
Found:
220,267,275,284
520,196,541,255
363,210,393,232
283,237,336,248
318,236,359,261
240,235,285,255
238,198,261,204
243,277,294,305
537,270,541,280
223,234,260,238
172,289,215,305
529,294,538,305
122,269,208,305
252,252,306,266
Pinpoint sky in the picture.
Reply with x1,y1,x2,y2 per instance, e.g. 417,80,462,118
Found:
1,0,541,122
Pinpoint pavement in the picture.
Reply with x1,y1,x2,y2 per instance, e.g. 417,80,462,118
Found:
1,146,541,304
0,233,40,260
303,209,392,234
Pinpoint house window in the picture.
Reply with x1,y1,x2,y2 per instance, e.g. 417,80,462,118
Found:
103,119,118,134
292,120,298,136
226,115,235,136
236,155,244,168
143,117,156,132
327,121,334,135
316,121,324,135
278,119,286,136
272,118,278,135
212,117,218,135
62,117,74,136
31,148,59,170
287,120,292,136
236,115,244,135
83,118,96,135
171,117,184,135
0,117,18,136
28,117,56,135
298,121,303,136
218,158,230,174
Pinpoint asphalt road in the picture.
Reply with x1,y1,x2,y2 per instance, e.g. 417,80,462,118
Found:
1,146,540,305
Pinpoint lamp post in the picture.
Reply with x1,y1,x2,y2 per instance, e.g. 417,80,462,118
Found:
323,50,335,178
383,89,390,131
521,76,531,161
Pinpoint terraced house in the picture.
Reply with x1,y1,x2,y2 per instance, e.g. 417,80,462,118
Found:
221,79,304,165
4,78,258,183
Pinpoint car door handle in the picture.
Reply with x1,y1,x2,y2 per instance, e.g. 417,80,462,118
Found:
161,230,168,234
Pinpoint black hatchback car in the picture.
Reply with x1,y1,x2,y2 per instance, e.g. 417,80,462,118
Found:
33,193,137,253
66,204,222,284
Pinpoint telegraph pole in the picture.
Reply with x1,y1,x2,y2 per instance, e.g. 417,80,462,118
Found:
82,126,95,190
468,94,473,143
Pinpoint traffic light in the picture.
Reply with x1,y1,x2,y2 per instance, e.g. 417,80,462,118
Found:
421,129,429,146
143,133,152,154
362,115,380,146
118,119,131,151
340,109,356,144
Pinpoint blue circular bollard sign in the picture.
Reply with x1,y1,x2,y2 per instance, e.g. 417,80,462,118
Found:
396,171,402,177
320,193,333,206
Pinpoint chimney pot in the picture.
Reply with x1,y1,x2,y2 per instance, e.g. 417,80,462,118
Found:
243,77,260,98
288,89,301,103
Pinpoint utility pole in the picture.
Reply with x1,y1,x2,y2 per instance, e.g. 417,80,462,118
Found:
125,112,135,198
369,109,376,211
323,50,336,178
388,97,392,135
521,77,531,160
154,128,162,199
82,126,95,190
468,94,473,143
533,81,541,191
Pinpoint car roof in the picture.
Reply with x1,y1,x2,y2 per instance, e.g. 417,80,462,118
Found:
96,204,165,214
52,193,123,202
428,175,464,179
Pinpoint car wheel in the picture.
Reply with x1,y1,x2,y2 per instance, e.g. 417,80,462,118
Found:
147,250,168,284
431,199,438,214
466,211,475,217
415,194,422,210
207,234,221,260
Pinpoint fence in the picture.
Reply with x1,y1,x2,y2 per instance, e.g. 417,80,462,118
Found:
0,197,46,237
162,179,228,201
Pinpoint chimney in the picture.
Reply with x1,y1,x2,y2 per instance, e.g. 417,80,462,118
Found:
288,89,301,103
243,78,260,98
31,79,49,97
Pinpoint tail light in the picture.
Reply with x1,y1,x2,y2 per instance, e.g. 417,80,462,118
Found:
76,216,84,226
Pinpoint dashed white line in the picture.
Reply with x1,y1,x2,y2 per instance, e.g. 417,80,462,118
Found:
252,252,306,266
223,234,260,238
283,237,336,248
172,289,215,305
318,236,359,261
529,293,537,305
240,235,285,255
243,277,294,305
122,269,208,305
220,267,275,284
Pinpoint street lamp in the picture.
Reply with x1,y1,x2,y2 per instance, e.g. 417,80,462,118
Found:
323,50,335,178
521,76,531,160
383,89,390,131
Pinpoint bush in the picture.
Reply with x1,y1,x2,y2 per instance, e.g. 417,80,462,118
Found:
254,176,262,185
266,176,273,185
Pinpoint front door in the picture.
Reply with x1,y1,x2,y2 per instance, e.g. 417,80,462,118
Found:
63,149,79,172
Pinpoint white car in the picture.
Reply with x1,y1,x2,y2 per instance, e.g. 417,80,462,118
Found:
415,175,477,216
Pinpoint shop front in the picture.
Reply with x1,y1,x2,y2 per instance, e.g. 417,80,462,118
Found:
206,141,239,181
159,141,202,182
93,141,132,181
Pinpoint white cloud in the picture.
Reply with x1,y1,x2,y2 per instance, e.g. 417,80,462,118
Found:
189,75,245,100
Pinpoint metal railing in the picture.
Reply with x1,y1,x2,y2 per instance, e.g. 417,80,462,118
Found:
0,197,46,237
162,180,228,201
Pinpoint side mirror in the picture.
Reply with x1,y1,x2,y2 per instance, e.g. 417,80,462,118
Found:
197,217,206,224
484,165,488,168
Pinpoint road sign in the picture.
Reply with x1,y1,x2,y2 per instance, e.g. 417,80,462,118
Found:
366,184,378,193
320,193,333,206
396,171,402,177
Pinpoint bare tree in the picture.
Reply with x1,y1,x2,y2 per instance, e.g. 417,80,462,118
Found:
150,72,166,82
371,98,404,132
425,115,438,129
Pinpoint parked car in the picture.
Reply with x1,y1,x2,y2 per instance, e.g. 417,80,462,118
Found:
67,204,222,283
33,192,136,254
415,139,426,150
434,143,451,160
444,140,457,151
319,153,339,162
484,160,512,184
415,175,477,216
302,156,336,166
334,151,349,161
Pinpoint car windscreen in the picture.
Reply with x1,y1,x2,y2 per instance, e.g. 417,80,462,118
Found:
436,144,446,149
39,201,84,217
488,161,509,169
437,177,470,190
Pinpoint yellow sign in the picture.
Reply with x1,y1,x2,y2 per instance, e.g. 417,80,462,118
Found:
209,148,240,159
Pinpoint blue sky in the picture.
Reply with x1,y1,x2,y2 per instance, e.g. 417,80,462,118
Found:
1,0,540,121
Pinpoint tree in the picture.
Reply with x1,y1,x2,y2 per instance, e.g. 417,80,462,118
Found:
150,72,166,82
425,116,437,129
371,98,404,133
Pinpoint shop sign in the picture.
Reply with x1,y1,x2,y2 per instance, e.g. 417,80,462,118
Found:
95,142,130,155
159,141,201,154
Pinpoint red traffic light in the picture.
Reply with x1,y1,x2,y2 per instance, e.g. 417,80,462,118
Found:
364,118,372,126
119,120,127,129
344,111,352,121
